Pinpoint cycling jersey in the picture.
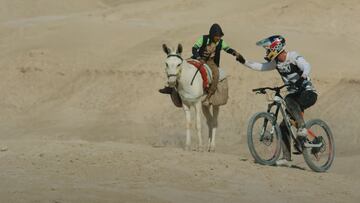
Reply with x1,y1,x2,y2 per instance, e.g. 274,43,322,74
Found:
244,51,316,93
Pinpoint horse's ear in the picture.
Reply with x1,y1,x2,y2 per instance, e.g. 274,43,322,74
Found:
162,44,170,55
176,44,183,55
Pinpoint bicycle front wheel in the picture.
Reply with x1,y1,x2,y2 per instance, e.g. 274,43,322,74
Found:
247,112,282,165
303,119,335,172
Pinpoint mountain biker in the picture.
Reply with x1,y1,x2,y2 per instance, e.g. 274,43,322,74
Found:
159,23,242,105
236,35,318,165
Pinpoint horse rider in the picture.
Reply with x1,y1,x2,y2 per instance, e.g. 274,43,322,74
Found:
159,23,242,105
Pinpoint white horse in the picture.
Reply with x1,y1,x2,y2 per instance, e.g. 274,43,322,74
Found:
162,43,220,152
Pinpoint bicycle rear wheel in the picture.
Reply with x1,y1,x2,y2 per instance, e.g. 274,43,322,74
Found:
247,112,282,165
303,119,335,172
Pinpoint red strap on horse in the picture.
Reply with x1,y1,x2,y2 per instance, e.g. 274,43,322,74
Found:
186,59,209,89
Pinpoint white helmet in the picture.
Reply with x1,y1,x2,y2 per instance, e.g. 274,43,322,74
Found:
256,35,286,61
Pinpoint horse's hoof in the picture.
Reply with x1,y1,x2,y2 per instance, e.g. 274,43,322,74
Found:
208,147,215,152
197,146,204,152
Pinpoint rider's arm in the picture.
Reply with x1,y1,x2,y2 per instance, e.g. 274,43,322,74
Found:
294,54,311,78
222,40,239,56
192,36,204,59
243,60,277,71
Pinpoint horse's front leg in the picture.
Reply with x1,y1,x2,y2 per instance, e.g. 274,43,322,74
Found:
183,104,192,151
209,105,220,152
195,101,203,151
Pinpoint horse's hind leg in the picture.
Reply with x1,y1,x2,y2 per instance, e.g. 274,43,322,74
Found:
202,105,213,152
195,101,203,151
183,104,192,151
209,105,219,152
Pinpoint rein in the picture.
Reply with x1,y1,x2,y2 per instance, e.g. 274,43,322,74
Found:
190,69,200,86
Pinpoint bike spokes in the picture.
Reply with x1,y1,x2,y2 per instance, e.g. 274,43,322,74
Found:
303,119,335,172
247,112,281,165
307,129,317,139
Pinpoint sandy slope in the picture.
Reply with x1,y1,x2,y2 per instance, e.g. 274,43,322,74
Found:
0,0,360,202
1,139,359,203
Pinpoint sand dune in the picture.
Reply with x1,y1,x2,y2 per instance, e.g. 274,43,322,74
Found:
0,0,359,202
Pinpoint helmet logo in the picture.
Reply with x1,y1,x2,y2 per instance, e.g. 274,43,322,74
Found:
256,35,285,61
270,39,282,51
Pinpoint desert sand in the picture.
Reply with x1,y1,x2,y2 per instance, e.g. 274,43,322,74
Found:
0,0,360,202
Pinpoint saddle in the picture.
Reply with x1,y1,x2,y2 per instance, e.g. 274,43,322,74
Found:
169,59,228,107
187,59,229,106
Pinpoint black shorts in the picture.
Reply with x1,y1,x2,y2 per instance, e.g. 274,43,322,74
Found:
286,90,317,111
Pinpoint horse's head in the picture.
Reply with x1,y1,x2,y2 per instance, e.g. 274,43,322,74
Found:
162,43,183,87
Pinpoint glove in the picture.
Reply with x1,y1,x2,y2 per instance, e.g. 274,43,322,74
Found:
293,77,305,90
236,53,246,64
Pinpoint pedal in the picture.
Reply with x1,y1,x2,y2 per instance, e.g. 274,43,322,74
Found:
304,142,322,148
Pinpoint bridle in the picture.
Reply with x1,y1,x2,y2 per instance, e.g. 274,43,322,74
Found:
167,54,183,62
166,54,183,80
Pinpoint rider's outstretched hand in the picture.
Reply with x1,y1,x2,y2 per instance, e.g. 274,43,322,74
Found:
235,53,246,64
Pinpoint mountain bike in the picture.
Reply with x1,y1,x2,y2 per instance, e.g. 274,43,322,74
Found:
247,84,335,172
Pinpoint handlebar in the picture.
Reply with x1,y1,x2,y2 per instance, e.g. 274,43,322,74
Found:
252,84,291,95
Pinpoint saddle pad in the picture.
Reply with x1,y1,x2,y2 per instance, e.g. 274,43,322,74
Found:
186,59,209,89
186,59,227,88
203,65,227,82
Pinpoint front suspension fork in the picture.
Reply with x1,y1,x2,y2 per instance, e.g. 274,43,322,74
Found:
260,103,279,141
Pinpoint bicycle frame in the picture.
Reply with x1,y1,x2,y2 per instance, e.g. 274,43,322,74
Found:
264,93,298,144
250,84,333,171
257,85,320,148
